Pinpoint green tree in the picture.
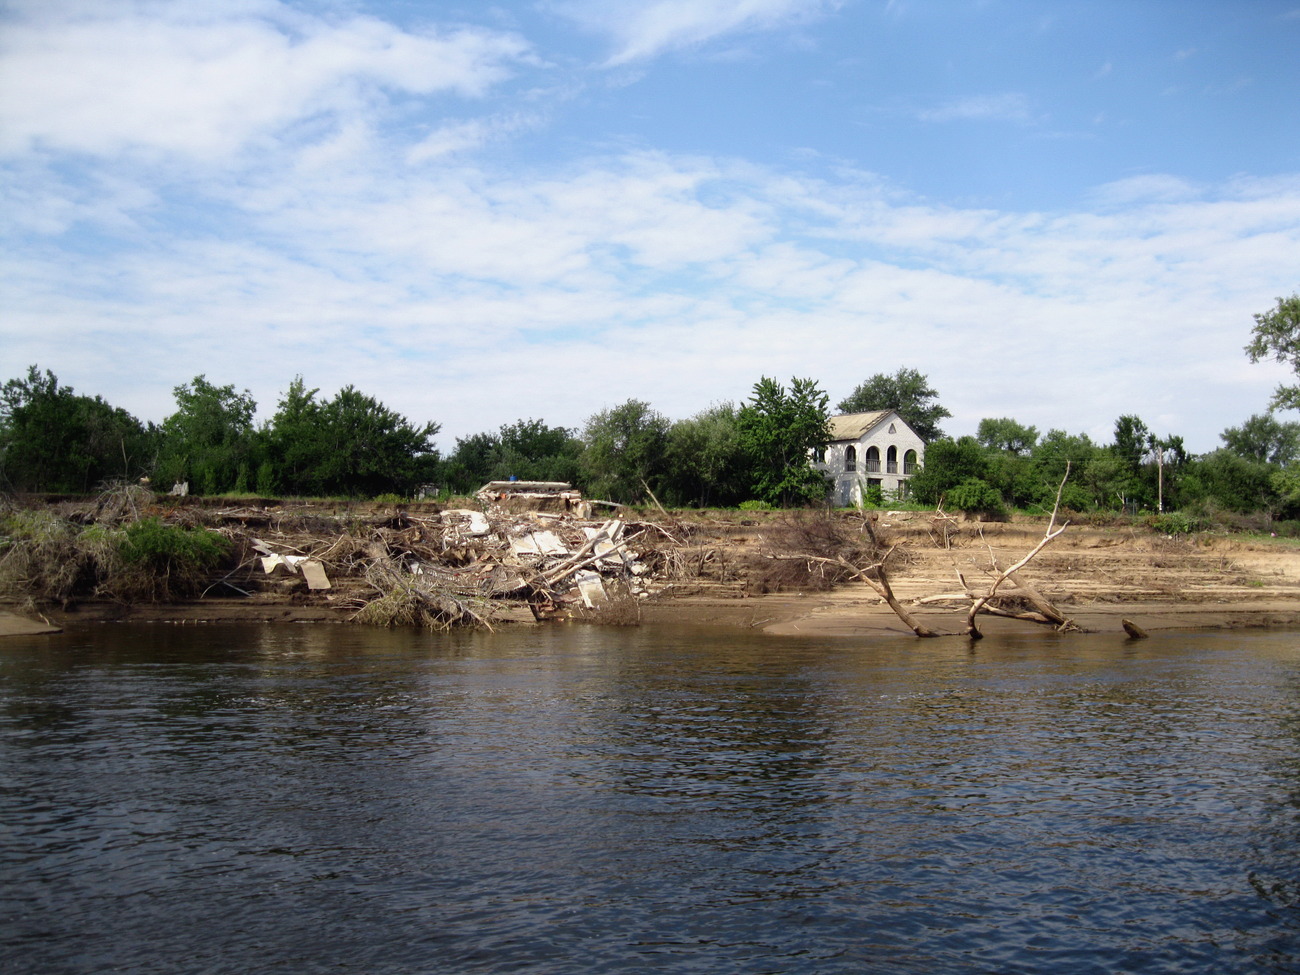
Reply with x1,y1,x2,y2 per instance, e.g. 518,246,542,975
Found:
1220,413,1300,466
156,376,257,494
736,377,831,507
444,418,583,493
306,386,439,497
662,403,747,508
261,376,323,496
1028,430,1104,510
1182,450,1278,515
494,418,582,484
1110,415,1187,511
982,450,1038,509
260,379,440,497
836,367,951,441
1245,293,1300,410
976,417,1039,455
908,436,989,507
444,431,500,495
946,478,1006,518
580,399,670,503
0,366,152,492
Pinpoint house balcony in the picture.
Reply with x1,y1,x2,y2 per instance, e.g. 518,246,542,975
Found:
864,461,881,473
903,462,917,475
886,463,898,474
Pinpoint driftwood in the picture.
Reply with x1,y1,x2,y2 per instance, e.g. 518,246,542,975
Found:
767,547,945,637
353,557,496,630
962,467,1072,639
1122,618,1149,639
770,469,1089,640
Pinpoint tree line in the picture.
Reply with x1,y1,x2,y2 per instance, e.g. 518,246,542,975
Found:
0,366,936,505
0,371,439,499
3,292,1298,517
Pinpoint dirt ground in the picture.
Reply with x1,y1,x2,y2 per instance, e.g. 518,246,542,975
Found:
641,510,1300,638
5,501,1300,639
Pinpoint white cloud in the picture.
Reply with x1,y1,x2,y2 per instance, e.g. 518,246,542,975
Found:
6,139,1298,451
918,93,1034,124
407,113,540,164
0,1,532,159
3,2,1299,456
553,0,835,66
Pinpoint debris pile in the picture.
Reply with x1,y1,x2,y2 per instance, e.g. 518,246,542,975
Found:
208,492,664,629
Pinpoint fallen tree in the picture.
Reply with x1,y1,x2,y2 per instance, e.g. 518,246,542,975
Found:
769,467,1085,638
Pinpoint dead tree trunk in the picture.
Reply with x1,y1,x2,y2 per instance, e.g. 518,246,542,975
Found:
964,467,1072,639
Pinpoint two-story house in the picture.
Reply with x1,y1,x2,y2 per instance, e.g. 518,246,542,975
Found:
812,410,925,507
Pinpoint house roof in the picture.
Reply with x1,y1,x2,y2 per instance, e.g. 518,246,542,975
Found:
827,410,894,442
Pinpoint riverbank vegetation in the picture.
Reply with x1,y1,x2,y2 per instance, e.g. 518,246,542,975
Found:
0,488,229,607
3,295,1300,527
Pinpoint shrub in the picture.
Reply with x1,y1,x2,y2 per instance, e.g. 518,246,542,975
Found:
946,478,1005,518
0,510,97,604
1148,511,1210,537
738,499,775,511
112,518,229,601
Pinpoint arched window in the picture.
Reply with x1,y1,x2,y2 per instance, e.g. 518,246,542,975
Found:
865,446,880,473
887,445,898,474
845,446,857,472
904,449,919,475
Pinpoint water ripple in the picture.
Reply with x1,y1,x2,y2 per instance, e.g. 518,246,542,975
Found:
2,624,1299,973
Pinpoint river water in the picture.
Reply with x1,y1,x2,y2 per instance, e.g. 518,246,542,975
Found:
3,622,1300,974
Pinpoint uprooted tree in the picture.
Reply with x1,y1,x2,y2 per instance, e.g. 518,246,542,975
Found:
773,466,1093,638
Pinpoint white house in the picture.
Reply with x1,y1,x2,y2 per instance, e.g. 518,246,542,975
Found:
813,410,925,507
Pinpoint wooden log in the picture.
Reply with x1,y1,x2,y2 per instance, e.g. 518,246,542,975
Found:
1121,618,1149,639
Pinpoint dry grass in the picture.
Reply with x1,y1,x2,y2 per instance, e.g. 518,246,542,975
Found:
352,557,496,630
580,583,642,625
746,510,890,594
0,509,103,605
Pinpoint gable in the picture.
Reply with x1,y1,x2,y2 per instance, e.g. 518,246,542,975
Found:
827,410,920,443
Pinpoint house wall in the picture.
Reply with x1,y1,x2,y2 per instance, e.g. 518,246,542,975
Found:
812,418,925,507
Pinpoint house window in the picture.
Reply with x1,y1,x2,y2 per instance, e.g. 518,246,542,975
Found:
845,446,857,472
887,445,898,474
903,449,918,475
865,446,880,473
813,445,826,464
889,423,896,434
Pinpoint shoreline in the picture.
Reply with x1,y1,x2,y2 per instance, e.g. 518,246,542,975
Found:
7,498,1300,641
8,593,1300,640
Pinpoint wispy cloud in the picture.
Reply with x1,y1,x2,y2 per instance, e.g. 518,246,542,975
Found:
0,1,533,159
2,0,1298,455
918,93,1034,124
5,128,1297,448
407,114,541,164
553,0,836,66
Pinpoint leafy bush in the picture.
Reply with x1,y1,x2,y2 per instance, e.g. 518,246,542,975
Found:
946,478,1005,518
1148,511,1210,537
112,518,229,601
738,499,775,511
373,493,407,505
0,510,97,604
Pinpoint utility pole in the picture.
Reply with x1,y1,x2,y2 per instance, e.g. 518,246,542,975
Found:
1156,442,1164,513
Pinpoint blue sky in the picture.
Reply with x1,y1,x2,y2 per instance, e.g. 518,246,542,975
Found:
3,0,1299,453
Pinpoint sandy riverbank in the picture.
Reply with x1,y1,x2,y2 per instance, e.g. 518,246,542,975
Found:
5,501,1300,639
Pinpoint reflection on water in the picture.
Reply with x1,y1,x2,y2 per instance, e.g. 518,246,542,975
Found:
3,623,1300,973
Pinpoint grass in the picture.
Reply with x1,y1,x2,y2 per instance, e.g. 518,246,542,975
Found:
0,505,230,606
